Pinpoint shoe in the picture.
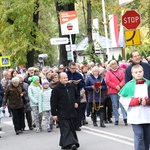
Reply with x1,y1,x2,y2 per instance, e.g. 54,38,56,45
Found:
39,127,42,131
100,123,106,128
71,145,77,150
0,128,2,131
105,120,108,123
114,121,119,125
36,129,40,133
32,124,36,128
84,120,88,125
16,131,20,135
76,128,81,131
29,127,33,130
56,125,60,128
47,128,51,132
124,119,128,126
108,119,113,123
93,122,98,126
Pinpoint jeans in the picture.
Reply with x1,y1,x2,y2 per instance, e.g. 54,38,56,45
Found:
132,124,150,150
109,94,127,121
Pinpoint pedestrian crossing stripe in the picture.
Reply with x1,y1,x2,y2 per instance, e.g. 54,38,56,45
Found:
0,56,11,67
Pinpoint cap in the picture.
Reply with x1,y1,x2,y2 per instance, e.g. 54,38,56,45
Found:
119,64,127,69
59,64,64,69
42,79,50,86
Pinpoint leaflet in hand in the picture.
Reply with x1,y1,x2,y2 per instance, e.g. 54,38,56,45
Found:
72,79,82,83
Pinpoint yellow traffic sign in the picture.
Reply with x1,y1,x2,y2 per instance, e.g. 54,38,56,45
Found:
0,56,11,67
125,29,141,46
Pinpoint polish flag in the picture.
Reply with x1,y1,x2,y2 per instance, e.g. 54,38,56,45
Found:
109,14,119,48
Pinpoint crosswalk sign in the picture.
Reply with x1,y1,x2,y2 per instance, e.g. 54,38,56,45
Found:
0,56,11,67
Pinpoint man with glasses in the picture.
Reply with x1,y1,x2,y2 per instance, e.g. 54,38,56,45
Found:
66,62,85,131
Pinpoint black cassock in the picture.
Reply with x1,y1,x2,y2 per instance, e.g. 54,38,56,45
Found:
59,119,79,149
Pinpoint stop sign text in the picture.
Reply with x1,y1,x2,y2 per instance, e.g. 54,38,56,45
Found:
122,10,141,30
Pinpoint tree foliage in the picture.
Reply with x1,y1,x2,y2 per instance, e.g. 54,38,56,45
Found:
0,0,149,68
0,0,58,67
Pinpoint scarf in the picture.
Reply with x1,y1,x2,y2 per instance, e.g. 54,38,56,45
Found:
119,78,150,98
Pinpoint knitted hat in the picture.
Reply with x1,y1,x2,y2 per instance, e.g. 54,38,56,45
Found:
28,76,39,83
119,64,127,69
12,77,20,83
42,79,49,86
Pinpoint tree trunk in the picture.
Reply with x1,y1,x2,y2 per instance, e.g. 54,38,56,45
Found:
55,2,75,66
87,0,95,62
26,0,39,68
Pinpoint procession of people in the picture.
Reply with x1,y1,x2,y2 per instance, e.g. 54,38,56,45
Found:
0,50,150,150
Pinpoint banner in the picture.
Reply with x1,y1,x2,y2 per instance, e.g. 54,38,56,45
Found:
119,0,134,6
60,11,79,35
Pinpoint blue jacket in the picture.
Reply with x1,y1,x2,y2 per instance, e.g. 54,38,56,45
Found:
84,74,106,103
66,70,85,93
125,62,150,83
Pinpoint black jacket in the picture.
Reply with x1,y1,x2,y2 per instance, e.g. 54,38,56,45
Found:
125,62,150,83
51,82,80,120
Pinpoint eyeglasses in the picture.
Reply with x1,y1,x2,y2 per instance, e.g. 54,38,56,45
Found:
70,67,76,70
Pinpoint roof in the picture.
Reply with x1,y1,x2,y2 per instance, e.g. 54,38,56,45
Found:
76,35,112,51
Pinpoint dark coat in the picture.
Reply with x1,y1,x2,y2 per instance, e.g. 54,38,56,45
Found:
51,82,80,120
84,74,107,103
4,83,25,109
125,61,150,83
21,82,32,113
0,83,4,103
66,70,85,93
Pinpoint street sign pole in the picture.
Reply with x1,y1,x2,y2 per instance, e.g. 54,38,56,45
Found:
69,34,74,62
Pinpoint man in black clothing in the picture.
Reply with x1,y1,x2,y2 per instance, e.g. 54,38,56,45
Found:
125,50,150,83
66,62,85,131
51,72,80,150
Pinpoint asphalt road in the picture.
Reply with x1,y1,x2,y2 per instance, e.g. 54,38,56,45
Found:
0,110,134,150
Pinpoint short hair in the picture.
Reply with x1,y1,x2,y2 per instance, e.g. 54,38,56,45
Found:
92,66,100,74
69,62,76,67
3,70,8,75
50,73,58,80
109,60,118,67
131,64,143,73
130,50,140,58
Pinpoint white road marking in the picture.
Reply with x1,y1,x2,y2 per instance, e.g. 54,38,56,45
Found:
82,126,134,146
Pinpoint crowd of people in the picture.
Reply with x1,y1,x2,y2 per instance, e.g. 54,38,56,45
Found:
0,50,150,150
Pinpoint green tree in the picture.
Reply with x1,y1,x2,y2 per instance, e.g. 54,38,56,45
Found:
0,0,58,67
118,54,122,61
126,53,130,61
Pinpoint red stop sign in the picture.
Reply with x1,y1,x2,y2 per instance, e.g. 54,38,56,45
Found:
122,10,141,30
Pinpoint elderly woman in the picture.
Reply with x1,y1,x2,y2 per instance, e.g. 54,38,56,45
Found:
84,66,107,127
106,60,127,126
3,77,26,135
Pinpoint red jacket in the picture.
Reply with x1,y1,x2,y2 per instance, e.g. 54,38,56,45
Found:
106,69,125,94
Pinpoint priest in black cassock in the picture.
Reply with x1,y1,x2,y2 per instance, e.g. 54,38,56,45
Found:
51,72,80,150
